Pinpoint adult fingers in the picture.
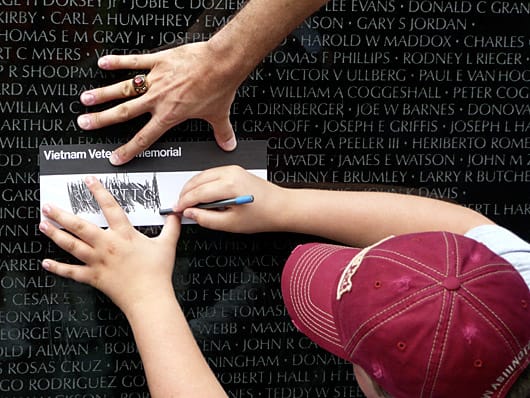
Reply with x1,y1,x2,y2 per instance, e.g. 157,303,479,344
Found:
77,96,149,131
84,177,131,230
97,54,156,71
42,259,94,286
210,116,237,152
79,76,147,108
108,118,172,165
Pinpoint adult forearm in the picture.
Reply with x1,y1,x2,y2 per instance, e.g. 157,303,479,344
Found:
208,0,330,80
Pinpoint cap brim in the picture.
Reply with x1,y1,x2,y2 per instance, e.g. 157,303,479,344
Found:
281,243,360,361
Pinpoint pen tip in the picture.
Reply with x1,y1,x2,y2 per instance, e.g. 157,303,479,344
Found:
159,208,174,215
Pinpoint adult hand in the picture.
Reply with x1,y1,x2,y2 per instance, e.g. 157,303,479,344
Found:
39,176,181,315
175,165,289,234
77,41,239,165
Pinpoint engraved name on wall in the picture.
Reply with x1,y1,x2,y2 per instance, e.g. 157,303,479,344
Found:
0,0,528,396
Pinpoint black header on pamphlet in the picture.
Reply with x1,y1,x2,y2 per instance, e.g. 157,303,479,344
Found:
39,141,267,175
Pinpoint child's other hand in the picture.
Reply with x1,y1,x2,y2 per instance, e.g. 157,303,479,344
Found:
39,176,181,315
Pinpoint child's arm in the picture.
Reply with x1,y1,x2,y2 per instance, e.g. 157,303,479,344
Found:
39,176,227,398
176,166,494,247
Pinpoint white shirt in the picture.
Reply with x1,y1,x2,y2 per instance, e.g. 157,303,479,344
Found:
466,224,530,288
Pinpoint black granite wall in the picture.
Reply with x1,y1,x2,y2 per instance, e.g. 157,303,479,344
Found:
1,1,529,396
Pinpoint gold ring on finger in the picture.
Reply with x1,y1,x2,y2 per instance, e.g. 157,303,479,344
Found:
132,74,148,94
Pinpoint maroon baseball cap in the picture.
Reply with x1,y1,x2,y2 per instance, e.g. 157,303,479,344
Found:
281,232,530,398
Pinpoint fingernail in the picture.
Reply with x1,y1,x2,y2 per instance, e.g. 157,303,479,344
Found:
110,152,121,165
222,137,237,151
42,260,51,270
39,221,48,233
77,115,91,129
183,209,195,220
98,56,110,68
80,92,95,105
84,176,96,186
41,204,51,216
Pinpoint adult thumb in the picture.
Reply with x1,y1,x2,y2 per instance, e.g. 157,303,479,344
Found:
211,117,237,152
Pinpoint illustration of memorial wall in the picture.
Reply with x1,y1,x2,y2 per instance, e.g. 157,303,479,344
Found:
0,0,529,396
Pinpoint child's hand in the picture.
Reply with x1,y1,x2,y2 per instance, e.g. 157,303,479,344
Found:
175,165,289,233
39,176,181,315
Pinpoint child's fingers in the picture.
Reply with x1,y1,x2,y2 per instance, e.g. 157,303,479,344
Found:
84,177,131,230
178,167,227,197
41,259,94,286
158,214,181,246
39,220,93,263
182,208,239,232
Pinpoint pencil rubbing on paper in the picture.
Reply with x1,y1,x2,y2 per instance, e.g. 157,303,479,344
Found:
67,175,161,214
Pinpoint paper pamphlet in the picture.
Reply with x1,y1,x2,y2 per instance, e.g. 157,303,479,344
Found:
39,141,267,227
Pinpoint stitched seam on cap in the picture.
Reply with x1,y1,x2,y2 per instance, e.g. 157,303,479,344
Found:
346,290,440,356
446,232,453,277
458,262,514,279
417,289,448,398
290,244,341,346
430,291,456,398
375,249,447,278
424,232,455,398
460,286,520,355
293,245,338,340
345,285,439,352
463,269,525,350
365,254,441,283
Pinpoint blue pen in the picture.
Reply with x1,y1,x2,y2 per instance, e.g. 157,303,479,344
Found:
159,195,254,215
